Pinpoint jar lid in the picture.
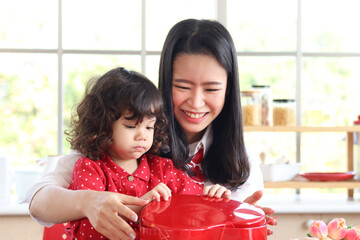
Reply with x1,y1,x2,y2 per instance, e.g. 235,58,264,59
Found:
251,85,271,88
273,99,295,103
140,194,266,230
241,90,261,95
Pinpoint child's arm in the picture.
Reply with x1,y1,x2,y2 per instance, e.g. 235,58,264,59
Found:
203,184,231,199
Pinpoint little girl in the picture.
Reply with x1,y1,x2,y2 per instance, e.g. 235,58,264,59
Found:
66,67,230,240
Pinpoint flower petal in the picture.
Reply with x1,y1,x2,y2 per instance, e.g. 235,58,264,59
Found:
328,218,347,239
309,220,328,239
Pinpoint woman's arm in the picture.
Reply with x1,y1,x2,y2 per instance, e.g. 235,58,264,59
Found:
31,185,148,240
25,151,81,226
30,185,87,224
27,152,148,240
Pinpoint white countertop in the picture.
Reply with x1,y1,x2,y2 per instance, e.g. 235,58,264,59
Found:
1,194,359,216
0,202,29,215
259,193,360,214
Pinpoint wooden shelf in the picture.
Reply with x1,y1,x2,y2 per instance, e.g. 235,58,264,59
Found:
244,125,360,132
264,180,360,189
244,125,360,198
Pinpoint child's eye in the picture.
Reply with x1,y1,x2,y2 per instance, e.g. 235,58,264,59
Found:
125,125,136,129
146,126,154,130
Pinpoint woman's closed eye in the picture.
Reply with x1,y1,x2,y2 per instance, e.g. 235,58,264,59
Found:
173,84,190,90
174,85,221,92
205,88,222,92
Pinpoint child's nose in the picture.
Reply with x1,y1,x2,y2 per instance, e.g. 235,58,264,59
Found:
135,129,147,141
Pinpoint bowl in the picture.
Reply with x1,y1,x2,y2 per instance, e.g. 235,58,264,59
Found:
260,163,301,182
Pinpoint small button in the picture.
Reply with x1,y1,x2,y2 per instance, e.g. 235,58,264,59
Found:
128,175,134,182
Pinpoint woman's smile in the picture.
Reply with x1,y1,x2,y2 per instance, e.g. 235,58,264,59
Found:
182,110,208,123
183,110,207,119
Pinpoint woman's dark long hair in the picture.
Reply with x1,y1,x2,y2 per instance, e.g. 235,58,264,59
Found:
66,67,168,160
158,19,249,189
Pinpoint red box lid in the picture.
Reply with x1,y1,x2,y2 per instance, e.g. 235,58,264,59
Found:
140,194,266,230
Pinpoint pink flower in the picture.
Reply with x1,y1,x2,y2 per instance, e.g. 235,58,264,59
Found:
309,220,328,239
345,226,360,240
327,218,348,239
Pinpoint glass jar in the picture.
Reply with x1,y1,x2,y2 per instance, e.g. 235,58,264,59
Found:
273,99,295,126
251,85,272,126
241,91,261,126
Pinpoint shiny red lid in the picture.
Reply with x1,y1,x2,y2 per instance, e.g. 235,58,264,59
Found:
140,194,266,231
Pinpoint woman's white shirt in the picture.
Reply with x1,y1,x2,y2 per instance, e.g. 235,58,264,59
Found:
190,125,264,202
24,150,81,226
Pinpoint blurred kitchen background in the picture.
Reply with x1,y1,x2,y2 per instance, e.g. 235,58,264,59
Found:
1,0,360,239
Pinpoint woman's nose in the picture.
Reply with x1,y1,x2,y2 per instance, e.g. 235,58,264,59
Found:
188,89,204,108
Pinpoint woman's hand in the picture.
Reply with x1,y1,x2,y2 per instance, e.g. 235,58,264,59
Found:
202,184,231,199
243,190,276,235
140,182,172,202
82,190,149,240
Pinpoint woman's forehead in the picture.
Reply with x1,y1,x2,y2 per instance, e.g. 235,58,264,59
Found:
172,54,227,84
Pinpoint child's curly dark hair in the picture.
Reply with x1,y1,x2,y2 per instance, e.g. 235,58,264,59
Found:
65,67,169,160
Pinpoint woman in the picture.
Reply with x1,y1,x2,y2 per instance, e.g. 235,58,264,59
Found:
25,19,275,240
158,19,261,199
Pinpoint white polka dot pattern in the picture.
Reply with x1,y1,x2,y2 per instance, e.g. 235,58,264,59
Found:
68,154,204,239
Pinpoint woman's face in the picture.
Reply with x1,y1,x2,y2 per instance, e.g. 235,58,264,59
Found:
172,54,227,143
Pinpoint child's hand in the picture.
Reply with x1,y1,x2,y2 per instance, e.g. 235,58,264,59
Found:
141,182,172,202
203,184,231,199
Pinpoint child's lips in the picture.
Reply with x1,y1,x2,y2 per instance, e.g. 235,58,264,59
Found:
134,146,146,151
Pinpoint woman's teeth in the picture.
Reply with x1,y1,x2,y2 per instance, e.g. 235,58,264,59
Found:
184,111,206,119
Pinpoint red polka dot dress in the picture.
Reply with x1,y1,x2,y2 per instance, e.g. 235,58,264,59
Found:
67,154,203,240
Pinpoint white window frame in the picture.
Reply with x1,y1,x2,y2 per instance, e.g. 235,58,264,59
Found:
1,0,360,158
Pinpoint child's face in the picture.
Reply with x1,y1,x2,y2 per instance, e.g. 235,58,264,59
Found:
108,113,156,163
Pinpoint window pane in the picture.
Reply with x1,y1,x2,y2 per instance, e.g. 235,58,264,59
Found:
302,57,360,126
145,55,161,87
303,0,360,52
244,132,297,165
241,57,297,170
301,133,347,172
63,0,141,50
300,132,348,195
0,0,57,49
227,0,297,52
146,0,216,51
238,56,296,99
62,54,141,153
0,53,58,165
